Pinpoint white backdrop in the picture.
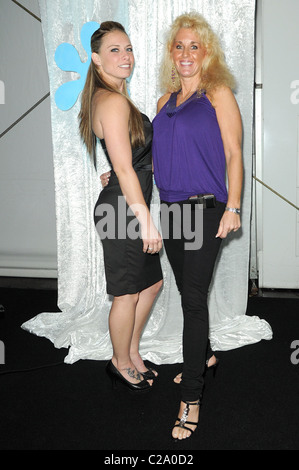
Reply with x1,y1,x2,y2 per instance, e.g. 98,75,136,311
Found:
22,0,272,364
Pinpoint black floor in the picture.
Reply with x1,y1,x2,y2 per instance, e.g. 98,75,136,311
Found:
0,286,298,451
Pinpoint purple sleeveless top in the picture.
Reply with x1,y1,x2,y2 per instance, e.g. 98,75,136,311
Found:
152,91,228,203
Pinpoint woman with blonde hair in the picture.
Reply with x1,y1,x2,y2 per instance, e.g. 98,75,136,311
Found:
152,12,243,439
79,21,163,392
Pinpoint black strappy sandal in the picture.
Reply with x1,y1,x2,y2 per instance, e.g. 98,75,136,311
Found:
173,400,200,441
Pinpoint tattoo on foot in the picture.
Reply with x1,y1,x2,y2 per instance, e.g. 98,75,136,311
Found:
123,367,142,381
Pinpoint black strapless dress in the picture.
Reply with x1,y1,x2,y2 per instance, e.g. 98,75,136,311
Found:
94,114,163,296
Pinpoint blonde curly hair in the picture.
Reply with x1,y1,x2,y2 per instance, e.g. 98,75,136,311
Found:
160,12,236,97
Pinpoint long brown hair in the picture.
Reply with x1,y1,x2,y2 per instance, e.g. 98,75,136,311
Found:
78,21,145,166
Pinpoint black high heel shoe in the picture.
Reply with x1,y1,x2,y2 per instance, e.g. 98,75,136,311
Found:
205,357,219,377
172,400,200,441
140,367,158,381
174,357,219,384
106,360,151,392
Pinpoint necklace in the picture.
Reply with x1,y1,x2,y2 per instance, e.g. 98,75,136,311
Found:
177,90,196,106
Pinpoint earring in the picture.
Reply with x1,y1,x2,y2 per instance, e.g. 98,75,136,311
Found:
171,65,176,85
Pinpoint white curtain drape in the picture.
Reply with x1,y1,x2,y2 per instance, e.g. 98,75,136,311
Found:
22,0,272,364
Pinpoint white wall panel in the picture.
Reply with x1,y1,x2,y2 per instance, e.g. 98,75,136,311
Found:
0,0,49,132
256,0,299,288
19,0,41,17
0,0,57,277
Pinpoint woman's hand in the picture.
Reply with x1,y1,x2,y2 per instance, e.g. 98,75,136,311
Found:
100,171,111,188
141,219,163,254
216,211,241,239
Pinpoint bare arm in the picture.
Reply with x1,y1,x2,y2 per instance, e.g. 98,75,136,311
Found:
211,87,243,239
93,91,162,253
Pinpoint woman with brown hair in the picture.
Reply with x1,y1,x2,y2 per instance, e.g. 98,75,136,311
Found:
79,21,163,392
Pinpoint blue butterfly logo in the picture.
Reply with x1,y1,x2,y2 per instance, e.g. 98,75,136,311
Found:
54,21,100,111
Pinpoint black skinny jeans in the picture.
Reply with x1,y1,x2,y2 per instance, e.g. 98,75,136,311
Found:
160,199,225,402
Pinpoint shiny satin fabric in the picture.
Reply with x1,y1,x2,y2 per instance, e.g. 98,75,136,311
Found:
22,0,272,364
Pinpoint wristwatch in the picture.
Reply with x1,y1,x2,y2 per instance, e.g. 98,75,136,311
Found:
225,207,241,214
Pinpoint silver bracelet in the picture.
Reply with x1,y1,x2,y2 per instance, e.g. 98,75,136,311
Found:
225,207,241,214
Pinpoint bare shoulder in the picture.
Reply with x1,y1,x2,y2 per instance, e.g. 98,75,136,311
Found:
93,89,130,114
157,92,171,113
212,86,242,138
92,90,130,139
212,86,238,107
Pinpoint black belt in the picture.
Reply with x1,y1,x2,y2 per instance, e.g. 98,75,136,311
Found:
188,194,216,209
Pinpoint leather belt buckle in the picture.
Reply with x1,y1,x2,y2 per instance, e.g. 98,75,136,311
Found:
188,194,216,209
